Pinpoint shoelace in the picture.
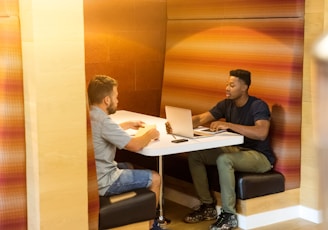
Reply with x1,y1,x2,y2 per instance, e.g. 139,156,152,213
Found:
214,212,228,225
151,220,164,230
193,204,209,214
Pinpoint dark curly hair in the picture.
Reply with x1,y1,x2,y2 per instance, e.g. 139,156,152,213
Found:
230,69,251,87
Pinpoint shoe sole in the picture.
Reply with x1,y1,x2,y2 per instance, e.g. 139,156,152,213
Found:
184,216,217,224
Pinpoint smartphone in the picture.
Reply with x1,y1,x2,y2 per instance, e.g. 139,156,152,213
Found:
171,139,188,143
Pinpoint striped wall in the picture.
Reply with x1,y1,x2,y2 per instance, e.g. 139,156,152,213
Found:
161,0,304,190
0,0,27,229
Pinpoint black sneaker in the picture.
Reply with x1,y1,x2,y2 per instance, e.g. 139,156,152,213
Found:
209,209,238,230
150,219,165,230
184,202,217,223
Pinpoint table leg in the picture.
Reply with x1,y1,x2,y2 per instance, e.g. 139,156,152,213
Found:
157,155,171,227
158,155,164,220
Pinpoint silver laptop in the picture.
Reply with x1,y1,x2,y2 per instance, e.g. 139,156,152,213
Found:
165,105,224,139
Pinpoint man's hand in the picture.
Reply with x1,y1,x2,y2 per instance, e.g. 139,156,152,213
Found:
146,127,160,140
165,122,173,134
125,125,160,152
135,124,159,140
129,120,145,130
209,120,229,132
120,120,145,130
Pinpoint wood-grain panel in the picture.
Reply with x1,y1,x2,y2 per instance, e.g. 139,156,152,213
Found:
84,0,166,116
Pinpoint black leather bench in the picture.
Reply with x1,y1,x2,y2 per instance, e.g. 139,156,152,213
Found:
99,188,156,229
206,165,285,200
115,150,285,201
235,171,285,200
164,153,285,200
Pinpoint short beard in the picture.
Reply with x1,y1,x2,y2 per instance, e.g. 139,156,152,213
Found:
106,103,116,115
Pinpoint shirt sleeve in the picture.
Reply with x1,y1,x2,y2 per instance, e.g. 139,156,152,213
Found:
101,117,131,150
251,100,271,122
209,99,229,120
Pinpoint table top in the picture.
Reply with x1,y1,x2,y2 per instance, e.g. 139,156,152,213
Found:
110,110,244,156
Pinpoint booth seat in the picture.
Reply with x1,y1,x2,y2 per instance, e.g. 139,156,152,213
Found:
164,153,285,201
116,141,285,203
98,188,156,230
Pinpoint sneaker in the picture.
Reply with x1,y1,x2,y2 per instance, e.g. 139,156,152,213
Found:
155,215,171,225
209,209,238,230
150,219,165,230
184,202,217,223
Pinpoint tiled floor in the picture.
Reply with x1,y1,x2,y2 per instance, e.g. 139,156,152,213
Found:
161,199,321,230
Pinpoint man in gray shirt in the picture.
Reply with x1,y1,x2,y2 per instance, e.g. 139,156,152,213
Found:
88,75,163,230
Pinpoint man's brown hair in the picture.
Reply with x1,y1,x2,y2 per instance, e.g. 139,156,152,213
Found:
87,75,118,105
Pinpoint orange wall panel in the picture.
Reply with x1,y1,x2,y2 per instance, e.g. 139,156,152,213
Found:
84,0,167,116
0,11,27,230
168,0,304,19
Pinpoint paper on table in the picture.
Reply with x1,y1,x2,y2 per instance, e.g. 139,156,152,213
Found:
135,124,156,137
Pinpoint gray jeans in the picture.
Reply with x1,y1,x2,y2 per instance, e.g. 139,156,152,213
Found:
188,146,272,214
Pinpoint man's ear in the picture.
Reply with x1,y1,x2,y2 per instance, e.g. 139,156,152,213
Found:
104,95,110,105
242,83,249,92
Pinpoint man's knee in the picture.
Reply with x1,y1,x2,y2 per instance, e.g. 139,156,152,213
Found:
151,171,161,186
187,151,196,164
216,153,232,168
188,150,203,162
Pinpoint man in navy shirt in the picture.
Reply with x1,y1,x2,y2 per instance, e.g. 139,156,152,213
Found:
184,69,275,230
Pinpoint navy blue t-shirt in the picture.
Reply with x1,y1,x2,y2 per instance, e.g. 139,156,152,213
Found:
209,96,275,165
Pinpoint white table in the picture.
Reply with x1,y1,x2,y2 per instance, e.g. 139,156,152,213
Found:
110,110,244,222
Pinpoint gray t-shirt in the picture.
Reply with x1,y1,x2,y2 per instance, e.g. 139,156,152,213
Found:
89,106,131,196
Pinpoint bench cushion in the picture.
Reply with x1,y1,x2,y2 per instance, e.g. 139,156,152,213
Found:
164,154,285,200
116,151,285,200
99,188,156,229
235,171,285,200
207,166,285,200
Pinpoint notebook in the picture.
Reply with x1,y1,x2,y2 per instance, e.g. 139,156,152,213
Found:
165,105,224,139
